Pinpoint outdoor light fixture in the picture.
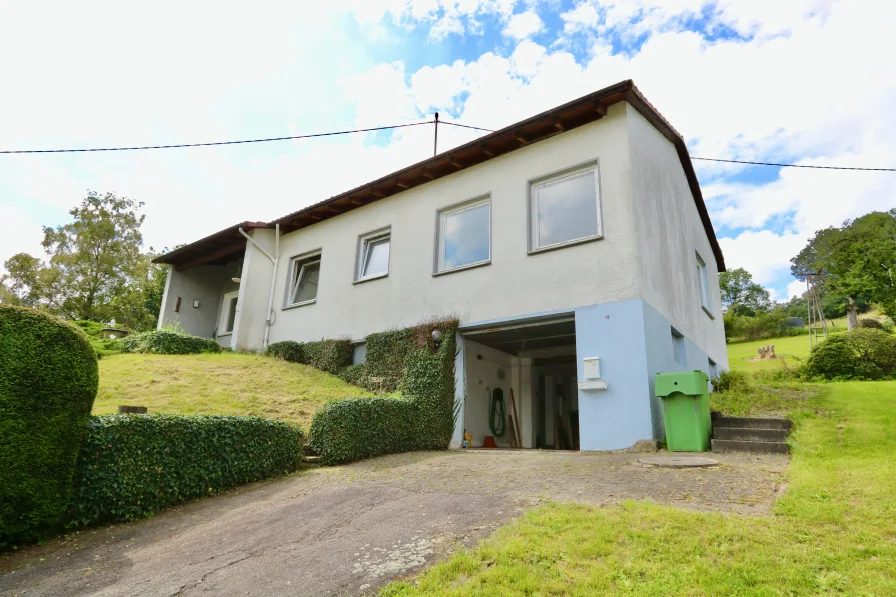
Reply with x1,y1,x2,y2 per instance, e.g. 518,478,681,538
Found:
231,277,241,283
431,329,442,348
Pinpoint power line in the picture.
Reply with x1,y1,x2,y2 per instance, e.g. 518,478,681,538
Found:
0,121,434,154
691,156,896,172
439,120,494,133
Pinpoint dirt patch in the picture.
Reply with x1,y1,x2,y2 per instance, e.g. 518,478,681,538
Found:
0,449,787,597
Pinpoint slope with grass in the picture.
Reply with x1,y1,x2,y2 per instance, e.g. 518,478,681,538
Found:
382,381,896,596
94,353,367,430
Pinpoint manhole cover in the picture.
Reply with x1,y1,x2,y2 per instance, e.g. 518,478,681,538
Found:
638,456,719,468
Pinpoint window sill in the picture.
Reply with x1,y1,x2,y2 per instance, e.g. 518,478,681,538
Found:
702,305,715,320
433,260,491,277
217,332,233,338
527,234,602,255
353,273,388,285
283,299,317,311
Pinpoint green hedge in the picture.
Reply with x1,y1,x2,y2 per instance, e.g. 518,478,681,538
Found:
308,320,458,464
120,330,221,355
0,306,99,547
68,415,303,527
806,329,896,380
266,338,353,374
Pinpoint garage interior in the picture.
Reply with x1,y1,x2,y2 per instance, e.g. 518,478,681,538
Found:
461,315,579,450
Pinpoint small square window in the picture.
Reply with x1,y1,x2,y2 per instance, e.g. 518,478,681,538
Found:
671,327,686,365
696,252,713,317
355,228,391,282
286,251,321,307
435,196,491,273
529,163,602,252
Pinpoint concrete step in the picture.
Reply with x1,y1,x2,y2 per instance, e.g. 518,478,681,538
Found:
711,439,789,454
303,455,322,465
713,416,792,431
713,427,790,442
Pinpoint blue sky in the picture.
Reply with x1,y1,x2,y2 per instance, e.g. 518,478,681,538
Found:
1,0,894,301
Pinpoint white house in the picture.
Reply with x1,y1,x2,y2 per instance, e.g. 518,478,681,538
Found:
155,80,728,452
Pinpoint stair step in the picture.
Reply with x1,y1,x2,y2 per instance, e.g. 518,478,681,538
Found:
713,416,792,431
303,455,322,464
711,439,789,454
713,427,790,442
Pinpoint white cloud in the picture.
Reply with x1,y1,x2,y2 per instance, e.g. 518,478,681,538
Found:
502,10,545,39
560,2,601,33
787,279,807,300
718,230,806,286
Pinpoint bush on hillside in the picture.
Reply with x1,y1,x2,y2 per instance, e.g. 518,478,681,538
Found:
120,330,220,355
266,339,353,375
69,415,303,527
859,318,884,330
724,310,804,343
73,320,106,339
806,329,896,380
309,320,458,465
0,306,99,547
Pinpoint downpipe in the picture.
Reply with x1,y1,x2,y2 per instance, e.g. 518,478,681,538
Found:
238,224,280,350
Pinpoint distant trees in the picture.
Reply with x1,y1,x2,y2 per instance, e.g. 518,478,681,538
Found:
719,268,772,316
0,191,167,331
791,210,896,330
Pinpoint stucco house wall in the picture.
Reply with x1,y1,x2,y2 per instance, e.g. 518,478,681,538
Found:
158,262,239,341
235,103,641,350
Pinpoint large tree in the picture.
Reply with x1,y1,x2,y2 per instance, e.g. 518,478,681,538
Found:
719,267,772,315
1,191,165,330
791,210,896,330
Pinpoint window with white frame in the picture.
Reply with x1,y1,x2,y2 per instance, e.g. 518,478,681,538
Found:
286,251,321,307
529,162,601,252
696,251,712,316
219,290,239,336
355,228,391,282
436,196,491,273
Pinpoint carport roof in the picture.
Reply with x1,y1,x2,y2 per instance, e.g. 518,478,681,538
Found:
154,80,725,272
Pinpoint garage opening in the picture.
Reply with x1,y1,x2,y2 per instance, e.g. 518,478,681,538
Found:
460,315,579,450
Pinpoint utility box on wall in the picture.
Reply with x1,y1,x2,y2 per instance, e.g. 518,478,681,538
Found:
579,356,608,391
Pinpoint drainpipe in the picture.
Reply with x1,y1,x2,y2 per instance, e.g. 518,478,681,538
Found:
238,224,280,350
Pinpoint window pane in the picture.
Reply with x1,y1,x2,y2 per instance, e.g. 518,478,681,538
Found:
442,203,490,270
226,297,238,332
292,261,320,303
362,237,390,277
535,171,597,248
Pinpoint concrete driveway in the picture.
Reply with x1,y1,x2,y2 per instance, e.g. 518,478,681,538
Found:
0,449,787,597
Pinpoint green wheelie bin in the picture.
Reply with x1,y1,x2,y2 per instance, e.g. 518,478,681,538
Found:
655,370,711,452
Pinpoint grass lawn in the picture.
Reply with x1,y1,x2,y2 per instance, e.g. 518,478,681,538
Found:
94,353,367,430
382,381,896,596
726,334,813,373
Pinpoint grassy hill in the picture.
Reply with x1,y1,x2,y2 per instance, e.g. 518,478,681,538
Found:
94,353,367,429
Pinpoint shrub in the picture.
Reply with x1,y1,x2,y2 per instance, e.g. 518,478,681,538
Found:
309,320,458,465
859,318,884,330
0,306,99,547
711,369,750,393
806,329,896,380
266,340,304,363
68,415,303,527
725,310,804,343
120,330,221,355
266,339,353,374
73,320,106,339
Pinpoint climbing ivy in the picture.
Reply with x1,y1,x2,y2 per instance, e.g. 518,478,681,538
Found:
305,319,458,464
266,338,353,375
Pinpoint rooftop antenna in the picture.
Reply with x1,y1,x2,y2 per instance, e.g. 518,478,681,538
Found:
433,112,439,156
806,273,828,349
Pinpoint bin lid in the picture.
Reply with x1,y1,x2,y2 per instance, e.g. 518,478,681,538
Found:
655,370,709,397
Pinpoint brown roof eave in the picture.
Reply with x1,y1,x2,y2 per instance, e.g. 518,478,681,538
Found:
152,221,271,267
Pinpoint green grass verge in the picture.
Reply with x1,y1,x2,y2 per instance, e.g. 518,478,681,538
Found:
381,382,896,596
94,353,367,430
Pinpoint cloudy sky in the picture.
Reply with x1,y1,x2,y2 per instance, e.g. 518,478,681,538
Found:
2,0,894,300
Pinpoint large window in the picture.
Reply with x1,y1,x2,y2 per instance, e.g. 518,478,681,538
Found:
286,251,321,307
219,290,239,336
435,196,491,273
529,163,601,252
355,228,391,282
696,251,713,317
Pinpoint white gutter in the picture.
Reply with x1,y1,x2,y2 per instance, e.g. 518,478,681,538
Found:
238,224,280,350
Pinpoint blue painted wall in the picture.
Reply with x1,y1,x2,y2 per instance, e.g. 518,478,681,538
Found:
641,300,713,439
574,298,655,450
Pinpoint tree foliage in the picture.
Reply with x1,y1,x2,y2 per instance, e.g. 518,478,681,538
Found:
0,191,167,331
791,210,896,327
719,268,772,315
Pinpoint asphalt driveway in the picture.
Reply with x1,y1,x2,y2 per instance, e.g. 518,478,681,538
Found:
0,449,787,597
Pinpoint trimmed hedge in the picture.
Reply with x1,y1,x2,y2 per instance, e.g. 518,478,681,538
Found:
266,338,353,374
68,415,303,527
807,329,896,380
0,306,99,547
120,330,221,355
309,320,458,464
